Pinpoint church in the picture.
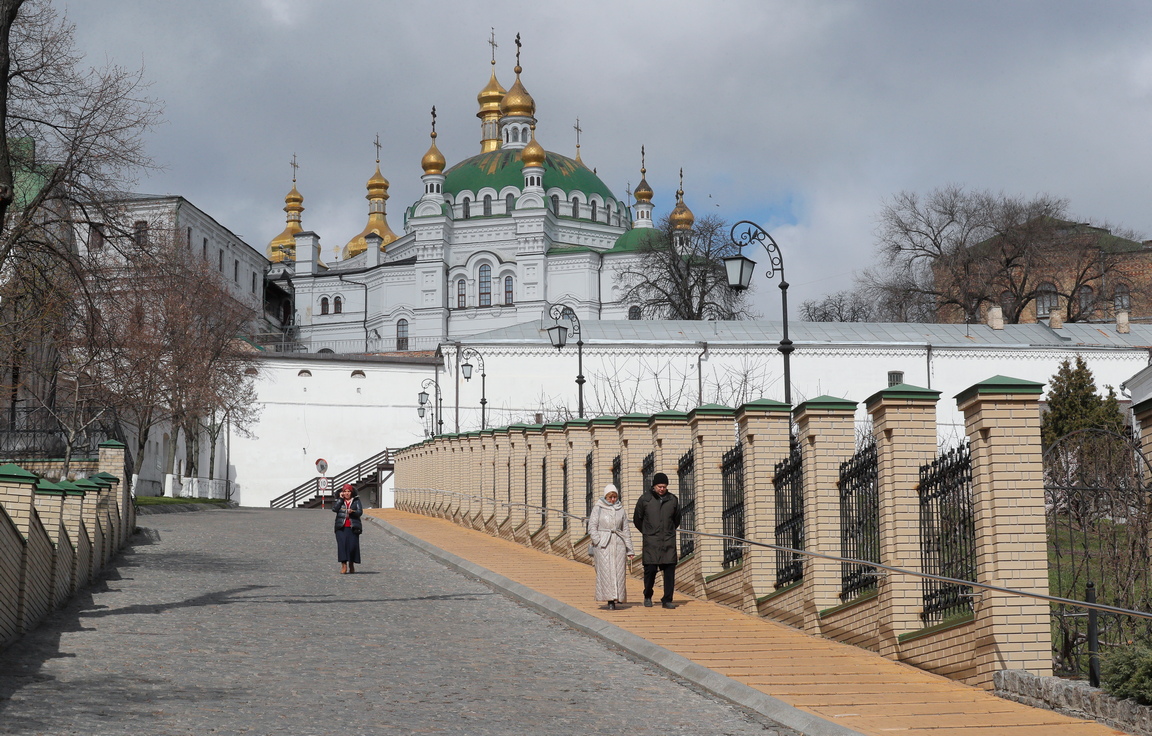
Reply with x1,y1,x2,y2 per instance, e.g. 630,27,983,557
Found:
263,38,688,354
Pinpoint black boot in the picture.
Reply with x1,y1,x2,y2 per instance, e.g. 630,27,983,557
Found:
607,601,617,610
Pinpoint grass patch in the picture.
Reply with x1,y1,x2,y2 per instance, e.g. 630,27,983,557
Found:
135,496,226,506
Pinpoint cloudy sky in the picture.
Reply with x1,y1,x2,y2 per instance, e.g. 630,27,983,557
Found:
58,0,1152,319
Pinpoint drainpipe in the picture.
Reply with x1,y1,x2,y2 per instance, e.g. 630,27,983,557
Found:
597,252,605,318
338,274,370,352
696,341,708,406
925,343,933,390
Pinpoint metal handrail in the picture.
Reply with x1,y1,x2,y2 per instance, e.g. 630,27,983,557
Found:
396,486,1152,622
271,448,397,509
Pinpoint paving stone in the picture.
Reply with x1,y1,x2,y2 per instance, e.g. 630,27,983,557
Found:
0,508,797,735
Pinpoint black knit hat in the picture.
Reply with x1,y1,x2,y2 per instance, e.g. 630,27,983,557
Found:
652,472,669,487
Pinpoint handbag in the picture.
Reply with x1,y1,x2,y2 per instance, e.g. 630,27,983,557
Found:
353,524,362,535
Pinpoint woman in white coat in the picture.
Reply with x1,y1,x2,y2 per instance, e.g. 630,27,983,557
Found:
587,484,634,610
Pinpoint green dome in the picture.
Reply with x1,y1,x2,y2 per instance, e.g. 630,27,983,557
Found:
443,148,618,203
611,227,664,252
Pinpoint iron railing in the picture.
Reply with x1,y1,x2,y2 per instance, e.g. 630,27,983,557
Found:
839,440,879,601
721,443,746,568
270,447,396,508
677,448,696,559
641,451,655,495
918,443,976,623
561,459,569,531
584,451,594,517
773,443,804,588
540,459,548,529
611,454,621,501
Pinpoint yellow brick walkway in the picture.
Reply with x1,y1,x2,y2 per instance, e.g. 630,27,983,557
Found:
369,509,1123,736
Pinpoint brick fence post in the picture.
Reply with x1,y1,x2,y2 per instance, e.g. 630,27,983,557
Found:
866,383,941,658
97,440,130,543
564,419,594,561
736,399,791,608
956,375,1050,688
540,423,567,547
648,410,691,580
687,404,738,583
793,395,858,632
0,463,39,631
589,415,619,503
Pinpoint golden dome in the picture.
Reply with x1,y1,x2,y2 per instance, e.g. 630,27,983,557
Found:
634,147,653,204
477,66,506,118
670,170,694,231
521,126,545,168
342,165,399,259
422,132,445,175
267,183,305,263
499,60,535,118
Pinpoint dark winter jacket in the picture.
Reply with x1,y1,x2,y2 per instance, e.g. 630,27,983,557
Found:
333,497,363,532
632,490,681,565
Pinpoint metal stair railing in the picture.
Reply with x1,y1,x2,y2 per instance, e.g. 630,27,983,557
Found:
270,448,396,509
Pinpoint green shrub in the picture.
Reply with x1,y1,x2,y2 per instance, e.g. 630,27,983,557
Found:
1102,645,1152,705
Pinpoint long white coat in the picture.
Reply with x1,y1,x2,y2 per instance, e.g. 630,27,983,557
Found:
587,500,634,602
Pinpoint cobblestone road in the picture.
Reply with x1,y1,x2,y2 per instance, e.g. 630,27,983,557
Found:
0,508,799,735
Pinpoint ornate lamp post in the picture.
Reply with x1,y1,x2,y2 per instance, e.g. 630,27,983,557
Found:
546,302,585,418
723,220,793,405
460,347,488,430
417,378,443,436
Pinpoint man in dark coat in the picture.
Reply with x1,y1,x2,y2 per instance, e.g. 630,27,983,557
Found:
632,472,681,609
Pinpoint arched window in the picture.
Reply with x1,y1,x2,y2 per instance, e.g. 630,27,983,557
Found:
479,264,492,306
506,193,514,214
572,197,580,218
628,305,642,320
551,194,560,213
511,127,520,143
606,202,613,223
1115,283,1132,312
457,278,466,308
320,297,329,315
396,319,409,351
591,201,598,222
461,197,470,219
333,296,343,314
1077,285,1095,316
350,370,366,379
483,195,492,216
1036,282,1058,317
504,275,514,305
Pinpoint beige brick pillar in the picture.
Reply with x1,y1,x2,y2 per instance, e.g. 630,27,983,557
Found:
687,404,738,582
588,415,620,504
91,473,122,548
491,427,511,531
0,463,38,538
736,399,792,607
648,411,692,562
98,440,130,543
33,481,65,546
539,424,565,542
957,376,1051,688
616,413,651,503
865,383,941,658
564,419,594,559
521,425,545,536
505,425,528,535
476,430,495,526
73,478,108,570
794,395,858,632
59,482,87,588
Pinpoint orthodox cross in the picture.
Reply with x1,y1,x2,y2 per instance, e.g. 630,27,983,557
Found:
488,28,497,63
641,145,646,176
373,134,381,164
515,33,521,68
430,106,437,134
574,118,582,150
290,153,298,182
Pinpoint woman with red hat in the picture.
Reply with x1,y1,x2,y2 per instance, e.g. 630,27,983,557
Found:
333,483,363,573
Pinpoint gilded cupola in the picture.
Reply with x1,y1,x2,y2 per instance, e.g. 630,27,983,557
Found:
521,125,545,168
268,162,305,263
669,168,695,231
634,146,653,204
499,34,536,120
422,113,446,176
477,31,506,153
342,147,399,260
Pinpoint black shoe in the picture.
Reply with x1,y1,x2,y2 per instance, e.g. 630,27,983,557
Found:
607,601,617,610
661,601,676,609
643,597,653,607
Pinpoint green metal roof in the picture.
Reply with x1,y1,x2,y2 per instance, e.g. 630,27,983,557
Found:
443,149,618,202
611,227,664,253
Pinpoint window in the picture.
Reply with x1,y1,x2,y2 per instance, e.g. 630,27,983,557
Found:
483,195,492,216
396,319,409,351
202,237,208,259
1036,282,1058,317
350,370,366,379
506,193,514,214
457,278,466,308
628,305,642,320
233,259,239,282
1077,285,1095,315
320,297,329,315
334,296,343,314
297,370,312,378
132,220,148,247
1115,284,1132,312
462,197,470,219
591,200,598,222
251,272,257,293
504,275,514,305
572,197,580,218
186,227,192,248
479,264,491,306
551,195,560,213
218,249,224,272
86,223,105,252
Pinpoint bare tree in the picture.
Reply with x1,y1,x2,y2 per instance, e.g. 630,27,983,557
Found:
800,290,873,322
615,214,752,320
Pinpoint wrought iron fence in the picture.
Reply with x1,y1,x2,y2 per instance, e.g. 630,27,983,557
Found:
1046,428,1152,677
561,459,569,531
641,451,655,496
677,448,696,559
584,451,594,517
839,439,879,601
721,443,746,568
540,459,548,528
773,443,804,588
918,443,975,624
0,408,111,460
611,454,621,501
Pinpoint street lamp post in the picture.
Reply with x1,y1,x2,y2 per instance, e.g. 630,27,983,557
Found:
546,302,585,418
417,377,443,436
723,220,793,406
460,347,488,430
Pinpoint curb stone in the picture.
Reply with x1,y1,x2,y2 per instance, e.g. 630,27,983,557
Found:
370,515,866,736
